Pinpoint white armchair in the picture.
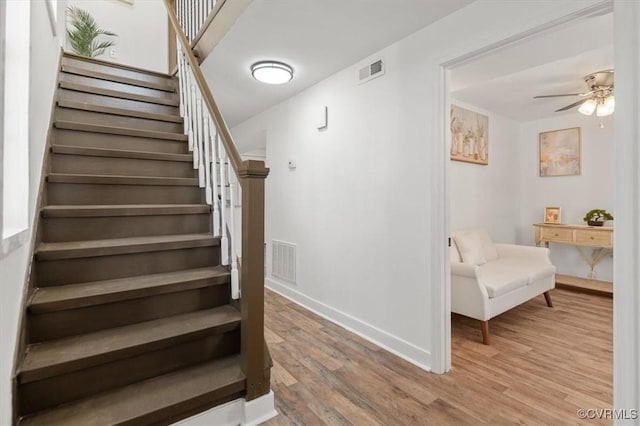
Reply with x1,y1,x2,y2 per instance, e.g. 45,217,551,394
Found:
450,229,556,344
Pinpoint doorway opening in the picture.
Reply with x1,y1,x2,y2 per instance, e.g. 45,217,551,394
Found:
442,5,614,419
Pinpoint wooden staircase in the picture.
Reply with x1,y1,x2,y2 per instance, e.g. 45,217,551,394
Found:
16,52,258,425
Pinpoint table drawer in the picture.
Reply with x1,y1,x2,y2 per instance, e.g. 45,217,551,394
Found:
541,227,574,243
576,230,612,247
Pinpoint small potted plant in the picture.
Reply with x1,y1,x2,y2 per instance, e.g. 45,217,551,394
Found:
583,209,613,227
66,6,117,58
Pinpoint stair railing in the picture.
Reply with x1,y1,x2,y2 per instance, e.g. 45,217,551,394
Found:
165,0,270,401
175,0,224,46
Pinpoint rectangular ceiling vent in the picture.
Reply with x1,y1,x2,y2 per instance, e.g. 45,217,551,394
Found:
358,58,385,84
272,240,296,284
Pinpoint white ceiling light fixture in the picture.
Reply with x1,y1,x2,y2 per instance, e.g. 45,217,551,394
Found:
251,61,294,85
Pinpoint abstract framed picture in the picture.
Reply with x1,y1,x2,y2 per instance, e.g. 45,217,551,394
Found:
539,127,581,177
544,206,562,224
450,105,489,165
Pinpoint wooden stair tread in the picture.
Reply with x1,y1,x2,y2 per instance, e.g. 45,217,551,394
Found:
30,267,230,313
19,355,244,426
61,65,177,92
62,51,175,80
59,81,179,106
19,306,240,383
47,173,198,186
35,234,219,261
41,204,210,218
51,145,192,162
54,121,188,141
57,99,182,123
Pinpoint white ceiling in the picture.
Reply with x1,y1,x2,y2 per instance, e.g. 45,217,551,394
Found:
202,0,475,127
450,12,613,122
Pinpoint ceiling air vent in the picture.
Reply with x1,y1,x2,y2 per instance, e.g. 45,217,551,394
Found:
358,57,385,84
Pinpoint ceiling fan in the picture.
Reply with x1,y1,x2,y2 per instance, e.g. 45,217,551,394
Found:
534,70,615,116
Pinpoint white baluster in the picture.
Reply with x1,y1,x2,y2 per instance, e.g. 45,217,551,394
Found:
228,166,239,299
195,92,205,187
186,71,198,168
209,117,221,237
185,0,189,41
176,45,186,120
191,0,195,41
184,67,195,156
218,136,229,266
202,112,213,204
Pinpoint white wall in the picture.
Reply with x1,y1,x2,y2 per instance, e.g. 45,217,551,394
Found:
233,48,436,366
66,0,168,73
230,0,610,370
0,1,65,423
449,99,521,244
2,0,30,240
517,114,614,282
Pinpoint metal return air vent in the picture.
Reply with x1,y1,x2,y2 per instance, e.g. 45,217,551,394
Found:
272,240,296,284
358,58,385,84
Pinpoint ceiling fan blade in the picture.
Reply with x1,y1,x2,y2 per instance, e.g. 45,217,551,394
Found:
555,99,588,112
534,90,595,99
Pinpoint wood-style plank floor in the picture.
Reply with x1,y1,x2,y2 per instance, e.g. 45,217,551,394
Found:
264,288,612,425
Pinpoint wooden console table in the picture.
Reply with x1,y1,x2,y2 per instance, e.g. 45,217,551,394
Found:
534,223,613,296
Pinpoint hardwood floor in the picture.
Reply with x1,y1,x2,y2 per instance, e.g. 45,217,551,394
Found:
264,288,612,425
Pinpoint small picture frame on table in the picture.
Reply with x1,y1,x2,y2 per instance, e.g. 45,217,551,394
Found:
544,206,562,224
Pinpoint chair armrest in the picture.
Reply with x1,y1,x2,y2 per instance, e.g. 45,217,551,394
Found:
450,262,479,278
495,243,551,263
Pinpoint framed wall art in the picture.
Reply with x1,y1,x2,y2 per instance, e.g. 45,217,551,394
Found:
450,105,489,165
539,127,581,177
544,206,562,224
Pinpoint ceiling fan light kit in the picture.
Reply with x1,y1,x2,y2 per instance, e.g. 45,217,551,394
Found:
578,99,597,115
535,70,615,118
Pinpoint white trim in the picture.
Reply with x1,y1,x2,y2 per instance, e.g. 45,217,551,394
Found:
45,0,57,36
613,0,640,420
432,0,614,375
171,391,277,426
0,228,28,259
266,277,432,371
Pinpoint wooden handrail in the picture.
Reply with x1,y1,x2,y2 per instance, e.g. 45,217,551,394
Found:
163,0,243,174
163,0,271,400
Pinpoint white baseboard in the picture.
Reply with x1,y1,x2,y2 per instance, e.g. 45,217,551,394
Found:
266,278,432,371
172,391,277,426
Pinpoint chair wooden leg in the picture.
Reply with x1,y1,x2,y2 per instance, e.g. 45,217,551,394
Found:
543,291,553,307
480,320,490,345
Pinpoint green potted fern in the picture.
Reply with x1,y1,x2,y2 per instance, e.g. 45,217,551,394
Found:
66,6,117,57
583,209,613,227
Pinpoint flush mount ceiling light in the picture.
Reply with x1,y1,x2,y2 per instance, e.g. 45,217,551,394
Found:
250,61,293,85
534,70,615,118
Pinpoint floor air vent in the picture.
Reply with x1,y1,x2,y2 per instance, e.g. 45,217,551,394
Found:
358,58,385,84
272,240,296,284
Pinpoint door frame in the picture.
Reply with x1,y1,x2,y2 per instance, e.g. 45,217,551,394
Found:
431,1,640,415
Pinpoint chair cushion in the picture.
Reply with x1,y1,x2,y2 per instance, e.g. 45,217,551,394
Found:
478,260,529,298
475,229,498,262
454,232,487,265
478,258,556,298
